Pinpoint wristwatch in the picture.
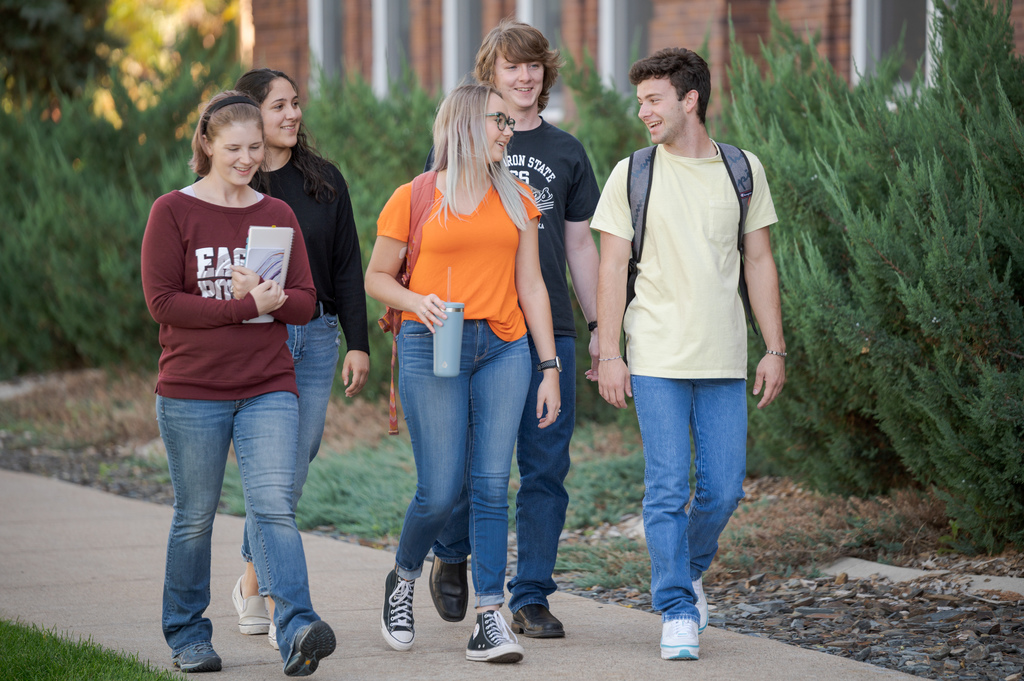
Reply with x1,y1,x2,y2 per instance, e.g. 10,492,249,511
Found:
536,357,562,373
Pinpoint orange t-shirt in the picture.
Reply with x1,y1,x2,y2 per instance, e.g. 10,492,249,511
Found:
377,181,541,342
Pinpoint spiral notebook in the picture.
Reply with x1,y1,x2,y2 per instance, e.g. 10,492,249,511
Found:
243,225,293,324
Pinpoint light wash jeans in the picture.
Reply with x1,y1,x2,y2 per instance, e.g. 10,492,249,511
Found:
433,334,576,614
241,313,340,563
630,376,747,623
394,320,530,608
157,392,319,664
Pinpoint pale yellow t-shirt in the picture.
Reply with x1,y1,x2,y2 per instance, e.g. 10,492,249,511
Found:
591,142,778,379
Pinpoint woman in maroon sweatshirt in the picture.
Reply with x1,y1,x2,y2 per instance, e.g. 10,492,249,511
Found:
141,90,335,677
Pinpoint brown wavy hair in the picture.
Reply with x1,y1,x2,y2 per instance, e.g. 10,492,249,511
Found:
474,18,563,114
629,48,711,126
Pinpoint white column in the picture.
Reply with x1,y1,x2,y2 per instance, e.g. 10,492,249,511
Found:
238,0,254,68
372,0,389,98
308,0,325,92
924,0,937,87
850,0,867,85
443,0,459,93
598,0,616,90
516,0,534,27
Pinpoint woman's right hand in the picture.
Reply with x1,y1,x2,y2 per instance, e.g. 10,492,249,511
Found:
231,265,260,300
250,280,287,316
414,293,448,333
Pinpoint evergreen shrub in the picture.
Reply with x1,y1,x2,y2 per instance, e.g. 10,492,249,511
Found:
722,0,1024,550
0,27,239,378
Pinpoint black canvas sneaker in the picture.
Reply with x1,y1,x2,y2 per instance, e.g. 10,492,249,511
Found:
381,569,415,651
466,610,524,663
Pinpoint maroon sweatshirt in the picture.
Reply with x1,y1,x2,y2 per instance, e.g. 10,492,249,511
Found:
141,190,316,400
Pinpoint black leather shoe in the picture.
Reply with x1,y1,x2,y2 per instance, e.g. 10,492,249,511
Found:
511,604,565,638
428,559,468,622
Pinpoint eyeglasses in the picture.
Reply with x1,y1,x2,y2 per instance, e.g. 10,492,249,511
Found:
485,112,516,131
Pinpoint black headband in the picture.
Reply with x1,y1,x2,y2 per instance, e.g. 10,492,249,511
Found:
200,95,259,135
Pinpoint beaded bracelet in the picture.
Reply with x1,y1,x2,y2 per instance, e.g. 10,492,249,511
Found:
598,355,623,362
765,349,787,358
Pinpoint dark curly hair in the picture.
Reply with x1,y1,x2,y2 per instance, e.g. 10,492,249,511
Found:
234,68,338,203
629,48,711,126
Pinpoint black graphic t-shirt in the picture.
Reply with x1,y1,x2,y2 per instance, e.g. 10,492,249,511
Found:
503,119,600,336
426,119,600,336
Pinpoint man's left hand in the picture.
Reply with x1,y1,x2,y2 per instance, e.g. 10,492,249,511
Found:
752,353,786,409
585,333,600,381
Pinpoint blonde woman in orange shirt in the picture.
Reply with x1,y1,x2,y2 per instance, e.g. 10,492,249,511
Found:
365,83,560,664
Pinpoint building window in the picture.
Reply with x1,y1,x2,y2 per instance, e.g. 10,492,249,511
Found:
851,0,935,88
373,0,411,98
443,0,483,92
309,0,344,90
598,0,651,95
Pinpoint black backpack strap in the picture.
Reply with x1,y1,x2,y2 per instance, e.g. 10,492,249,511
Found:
717,142,759,337
626,145,656,313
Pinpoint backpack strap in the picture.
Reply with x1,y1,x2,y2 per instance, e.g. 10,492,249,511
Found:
381,170,438,434
625,145,656,313
717,142,760,337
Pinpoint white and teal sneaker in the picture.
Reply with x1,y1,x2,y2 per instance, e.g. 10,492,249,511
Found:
661,619,699,660
694,577,709,633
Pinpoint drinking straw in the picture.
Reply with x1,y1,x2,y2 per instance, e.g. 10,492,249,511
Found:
447,266,452,303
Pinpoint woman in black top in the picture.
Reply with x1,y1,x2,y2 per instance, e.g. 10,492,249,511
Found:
230,67,369,648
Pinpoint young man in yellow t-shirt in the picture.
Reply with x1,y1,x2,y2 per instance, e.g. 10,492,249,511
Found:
591,47,787,661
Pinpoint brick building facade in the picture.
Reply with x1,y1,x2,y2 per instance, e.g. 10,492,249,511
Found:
245,1,1024,111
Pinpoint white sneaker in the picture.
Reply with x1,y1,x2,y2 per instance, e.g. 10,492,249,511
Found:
231,575,270,635
466,610,524,663
693,577,708,633
268,620,279,650
661,619,699,660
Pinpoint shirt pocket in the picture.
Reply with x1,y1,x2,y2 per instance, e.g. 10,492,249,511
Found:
706,199,741,244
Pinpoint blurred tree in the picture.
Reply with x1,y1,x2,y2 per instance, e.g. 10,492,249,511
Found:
0,0,123,104
104,0,237,107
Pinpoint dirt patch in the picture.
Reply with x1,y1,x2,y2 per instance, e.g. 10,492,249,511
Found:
0,369,394,505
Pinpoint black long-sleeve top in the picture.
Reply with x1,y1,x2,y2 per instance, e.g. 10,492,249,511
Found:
266,158,370,355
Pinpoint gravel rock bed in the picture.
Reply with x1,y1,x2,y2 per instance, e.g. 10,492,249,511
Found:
554,567,1024,680
3,434,1023,680
0,434,177,506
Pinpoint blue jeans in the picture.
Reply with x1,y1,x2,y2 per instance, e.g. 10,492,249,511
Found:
630,376,747,623
394,320,530,608
433,334,576,614
241,314,340,562
157,392,319,664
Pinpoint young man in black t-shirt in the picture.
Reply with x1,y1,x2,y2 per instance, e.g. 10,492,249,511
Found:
426,18,601,639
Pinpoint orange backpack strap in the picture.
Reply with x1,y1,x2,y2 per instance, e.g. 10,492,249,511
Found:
385,171,438,434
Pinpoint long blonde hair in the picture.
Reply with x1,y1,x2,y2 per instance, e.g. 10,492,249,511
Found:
430,84,534,231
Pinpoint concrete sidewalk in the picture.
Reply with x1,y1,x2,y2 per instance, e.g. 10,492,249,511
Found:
0,470,913,680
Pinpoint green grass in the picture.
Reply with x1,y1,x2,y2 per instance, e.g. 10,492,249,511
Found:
563,448,645,529
0,619,175,681
554,538,651,591
217,421,648,540
221,439,419,537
